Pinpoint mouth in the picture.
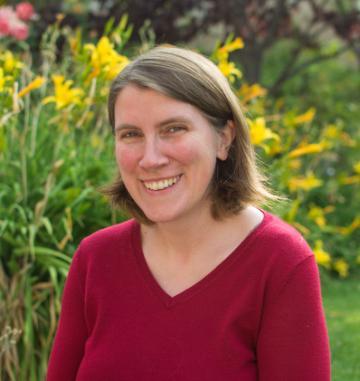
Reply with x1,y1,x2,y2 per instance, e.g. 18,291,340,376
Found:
142,175,182,191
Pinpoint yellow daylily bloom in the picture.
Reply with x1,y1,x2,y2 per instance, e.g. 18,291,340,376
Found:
238,83,267,103
307,205,326,227
18,76,46,98
217,61,242,83
288,142,327,159
288,172,323,191
42,75,83,109
1,51,23,72
339,175,360,185
313,240,331,269
322,124,340,139
356,255,360,265
85,36,129,80
292,221,310,235
333,259,349,278
0,67,13,93
336,216,360,235
214,37,244,62
339,132,356,147
0,68,5,92
223,37,244,52
267,140,283,156
354,162,360,174
289,159,302,170
247,117,280,147
293,107,316,125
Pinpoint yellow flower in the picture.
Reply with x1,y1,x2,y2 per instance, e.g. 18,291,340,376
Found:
307,205,326,227
1,51,23,72
214,37,244,61
322,124,340,139
42,75,83,109
85,36,129,80
313,240,331,269
217,61,242,83
289,159,302,170
293,107,316,125
0,67,13,93
267,140,283,156
288,172,323,191
354,162,360,174
333,259,349,278
247,117,280,149
238,83,267,103
69,28,82,55
337,216,360,235
223,37,244,52
340,132,356,147
288,142,327,159
292,222,310,235
0,68,5,92
339,175,360,185
18,76,46,98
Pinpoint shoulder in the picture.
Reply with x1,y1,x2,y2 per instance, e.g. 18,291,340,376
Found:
74,219,137,265
253,210,316,299
81,218,135,247
259,210,313,262
250,211,314,273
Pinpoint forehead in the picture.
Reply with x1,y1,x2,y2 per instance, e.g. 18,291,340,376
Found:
114,85,206,125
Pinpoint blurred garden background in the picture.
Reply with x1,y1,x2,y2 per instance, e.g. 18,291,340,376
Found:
0,0,359,380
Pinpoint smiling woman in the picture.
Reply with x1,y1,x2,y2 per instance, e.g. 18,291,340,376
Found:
46,46,331,381
112,85,235,224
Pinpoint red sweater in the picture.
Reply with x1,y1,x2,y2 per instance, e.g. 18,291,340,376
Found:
46,210,331,380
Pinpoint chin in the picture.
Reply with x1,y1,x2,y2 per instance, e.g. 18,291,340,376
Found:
144,214,177,224
141,208,183,224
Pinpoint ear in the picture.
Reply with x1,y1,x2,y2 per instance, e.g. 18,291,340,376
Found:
216,120,235,161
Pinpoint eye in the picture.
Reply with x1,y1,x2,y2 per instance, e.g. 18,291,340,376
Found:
118,130,142,140
164,125,187,134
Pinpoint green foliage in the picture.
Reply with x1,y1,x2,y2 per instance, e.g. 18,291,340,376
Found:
0,20,130,381
260,40,360,274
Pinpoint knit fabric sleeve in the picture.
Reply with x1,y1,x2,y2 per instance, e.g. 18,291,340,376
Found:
46,245,88,381
256,254,331,381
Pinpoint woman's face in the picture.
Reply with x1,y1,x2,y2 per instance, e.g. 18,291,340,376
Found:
114,85,233,224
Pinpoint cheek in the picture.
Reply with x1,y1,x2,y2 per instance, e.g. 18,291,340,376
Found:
173,143,198,163
174,139,217,167
115,145,138,172
171,138,211,163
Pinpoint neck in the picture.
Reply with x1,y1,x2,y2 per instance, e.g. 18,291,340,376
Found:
141,205,223,262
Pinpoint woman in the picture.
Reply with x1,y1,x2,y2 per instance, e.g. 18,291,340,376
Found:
47,46,331,380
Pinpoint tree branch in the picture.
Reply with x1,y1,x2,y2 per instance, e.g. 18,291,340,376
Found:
269,43,351,95
269,45,303,95
263,0,288,49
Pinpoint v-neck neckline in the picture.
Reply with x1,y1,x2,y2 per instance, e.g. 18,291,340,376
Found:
131,209,271,308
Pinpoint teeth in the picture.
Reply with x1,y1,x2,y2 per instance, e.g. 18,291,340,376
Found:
144,176,179,191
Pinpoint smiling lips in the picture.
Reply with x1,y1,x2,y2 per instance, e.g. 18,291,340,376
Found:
143,175,181,191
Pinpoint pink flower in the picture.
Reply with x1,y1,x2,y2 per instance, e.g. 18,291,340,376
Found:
10,22,29,40
16,2,34,21
0,7,15,37
0,5,31,40
0,17,10,36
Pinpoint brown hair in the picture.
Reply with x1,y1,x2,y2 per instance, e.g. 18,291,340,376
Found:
105,45,280,224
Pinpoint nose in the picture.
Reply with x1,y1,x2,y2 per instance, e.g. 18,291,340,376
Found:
139,137,169,169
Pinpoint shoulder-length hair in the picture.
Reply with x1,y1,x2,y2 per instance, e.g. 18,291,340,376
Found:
104,45,280,224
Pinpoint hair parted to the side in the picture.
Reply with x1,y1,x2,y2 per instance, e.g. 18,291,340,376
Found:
104,45,282,224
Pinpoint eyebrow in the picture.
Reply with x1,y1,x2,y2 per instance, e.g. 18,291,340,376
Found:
114,117,192,132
